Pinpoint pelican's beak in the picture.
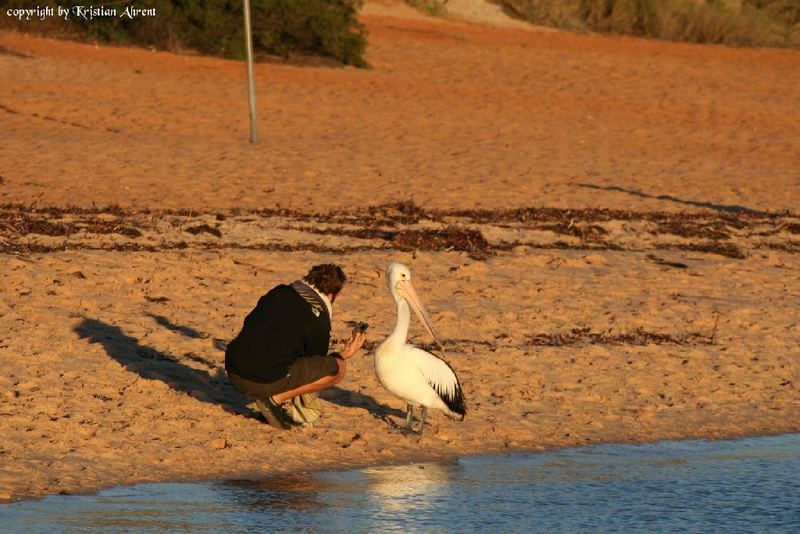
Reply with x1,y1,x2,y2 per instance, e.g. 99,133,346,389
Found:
397,279,443,349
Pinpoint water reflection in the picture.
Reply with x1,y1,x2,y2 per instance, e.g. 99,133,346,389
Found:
361,462,456,512
3,434,799,533
225,474,332,512
218,461,459,531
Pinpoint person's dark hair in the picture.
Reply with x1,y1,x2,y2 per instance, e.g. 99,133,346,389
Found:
304,264,346,297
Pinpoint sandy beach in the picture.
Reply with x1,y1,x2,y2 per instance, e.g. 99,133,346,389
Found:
1,1,799,502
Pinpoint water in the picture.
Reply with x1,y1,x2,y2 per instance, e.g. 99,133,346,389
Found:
3,434,798,533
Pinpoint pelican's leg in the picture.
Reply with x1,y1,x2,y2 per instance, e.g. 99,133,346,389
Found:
416,406,428,435
403,403,414,432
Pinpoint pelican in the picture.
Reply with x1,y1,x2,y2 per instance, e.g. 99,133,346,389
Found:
375,262,466,435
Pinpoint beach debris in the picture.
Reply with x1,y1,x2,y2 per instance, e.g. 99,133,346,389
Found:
0,202,796,259
525,327,715,347
341,433,362,448
15,381,39,392
185,224,222,238
646,254,688,269
394,227,489,256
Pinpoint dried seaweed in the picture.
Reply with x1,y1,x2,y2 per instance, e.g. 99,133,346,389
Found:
184,224,222,238
293,225,490,255
114,227,143,238
525,327,714,347
766,242,800,253
1,202,797,259
542,222,609,240
657,220,730,240
336,328,717,355
144,296,170,303
0,241,378,255
646,254,689,269
0,211,142,238
665,242,746,259
393,227,489,254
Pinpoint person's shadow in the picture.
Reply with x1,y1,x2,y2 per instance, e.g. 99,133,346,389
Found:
75,317,407,427
144,312,208,340
74,318,255,417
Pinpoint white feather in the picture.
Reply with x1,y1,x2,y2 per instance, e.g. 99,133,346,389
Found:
376,344,462,417
374,263,466,421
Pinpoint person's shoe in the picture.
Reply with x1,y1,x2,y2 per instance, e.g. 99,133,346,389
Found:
255,397,292,430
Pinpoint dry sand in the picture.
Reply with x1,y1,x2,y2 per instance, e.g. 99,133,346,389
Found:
1,1,799,502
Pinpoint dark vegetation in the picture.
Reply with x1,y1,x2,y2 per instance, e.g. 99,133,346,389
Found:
1,0,368,67
2,201,798,258
335,324,718,353
494,0,799,47
526,325,718,346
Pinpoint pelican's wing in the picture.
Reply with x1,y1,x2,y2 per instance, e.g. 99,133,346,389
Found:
406,346,466,417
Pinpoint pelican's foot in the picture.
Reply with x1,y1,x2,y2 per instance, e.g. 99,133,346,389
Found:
398,423,423,435
415,406,428,435
400,422,416,434
400,403,415,433
398,404,427,435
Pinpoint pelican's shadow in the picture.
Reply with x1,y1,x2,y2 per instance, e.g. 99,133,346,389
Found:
321,386,406,427
74,318,257,418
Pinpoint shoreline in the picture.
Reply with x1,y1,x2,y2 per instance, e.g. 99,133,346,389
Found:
4,428,799,504
224,426,800,484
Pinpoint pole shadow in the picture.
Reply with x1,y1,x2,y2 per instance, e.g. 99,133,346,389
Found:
575,183,776,217
0,45,32,59
74,318,257,418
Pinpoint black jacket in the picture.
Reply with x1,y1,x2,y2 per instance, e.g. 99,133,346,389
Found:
225,283,331,383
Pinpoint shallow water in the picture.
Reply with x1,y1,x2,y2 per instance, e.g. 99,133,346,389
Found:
4,434,799,533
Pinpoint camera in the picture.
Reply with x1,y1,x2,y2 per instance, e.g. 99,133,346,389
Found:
355,322,369,333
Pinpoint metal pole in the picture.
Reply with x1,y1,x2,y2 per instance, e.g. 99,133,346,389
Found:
243,0,258,143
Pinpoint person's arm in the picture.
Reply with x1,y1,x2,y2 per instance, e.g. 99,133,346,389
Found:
338,330,366,360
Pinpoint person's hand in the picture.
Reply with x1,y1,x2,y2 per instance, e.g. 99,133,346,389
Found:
340,330,366,359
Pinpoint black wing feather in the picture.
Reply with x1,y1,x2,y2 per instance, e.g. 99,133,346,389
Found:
425,350,466,418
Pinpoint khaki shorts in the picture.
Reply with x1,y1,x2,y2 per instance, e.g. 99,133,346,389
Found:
227,354,341,401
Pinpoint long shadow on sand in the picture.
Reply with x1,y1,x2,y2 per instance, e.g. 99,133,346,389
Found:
576,183,776,216
146,312,230,353
145,312,208,339
74,318,256,418
322,386,406,427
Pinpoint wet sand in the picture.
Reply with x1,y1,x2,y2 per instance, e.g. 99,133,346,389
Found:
1,1,799,501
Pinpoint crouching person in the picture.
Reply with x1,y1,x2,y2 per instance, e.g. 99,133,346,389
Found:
225,264,365,429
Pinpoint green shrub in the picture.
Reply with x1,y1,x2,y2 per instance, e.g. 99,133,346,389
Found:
495,0,799,47
0,0,368,67
405,0,449,17
744,0,800,26
251,0,368,67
